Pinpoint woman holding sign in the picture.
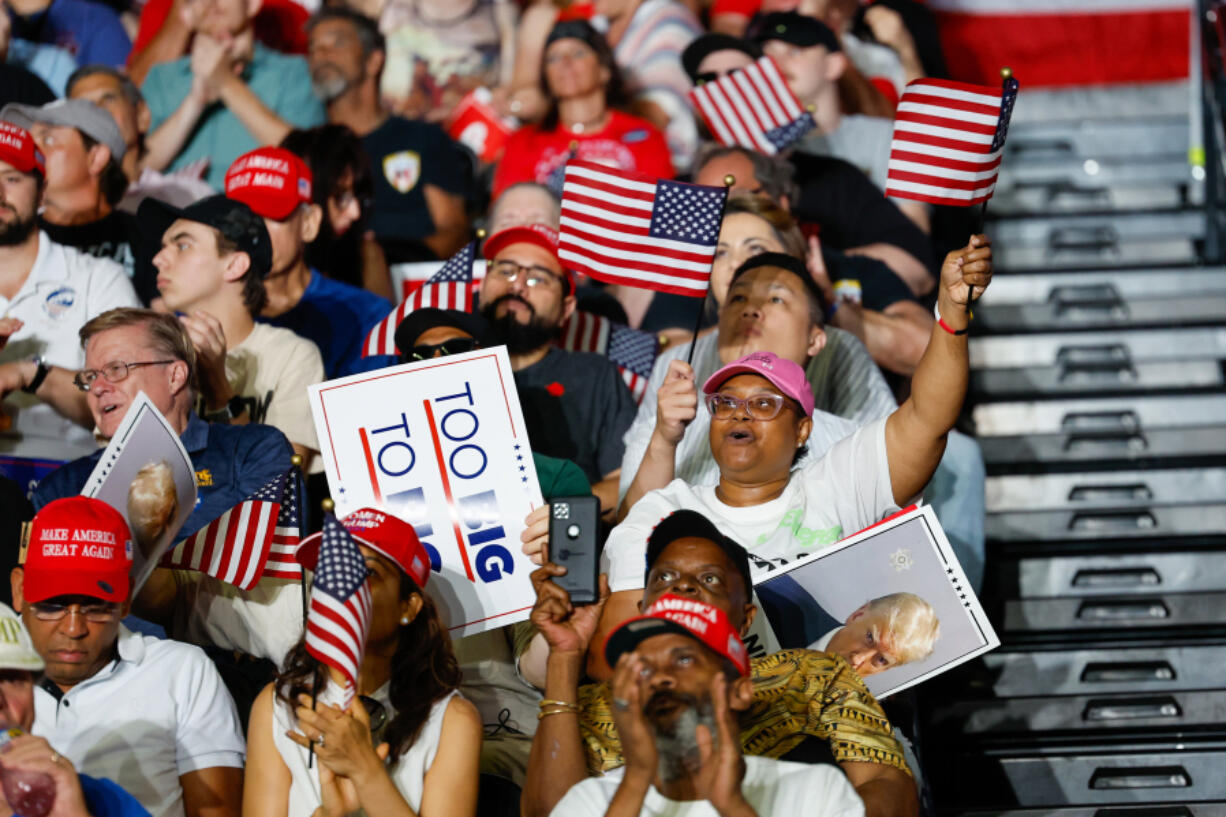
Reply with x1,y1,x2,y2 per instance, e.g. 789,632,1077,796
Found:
243,509,482,817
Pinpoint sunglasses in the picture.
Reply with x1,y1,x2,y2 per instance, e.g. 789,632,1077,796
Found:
359,695,389,737
406,338,479,361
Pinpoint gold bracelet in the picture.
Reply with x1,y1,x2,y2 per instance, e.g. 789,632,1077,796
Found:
538,699,578,710
536,701,578,716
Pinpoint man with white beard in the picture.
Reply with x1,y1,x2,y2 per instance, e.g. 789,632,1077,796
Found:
549,594,865,817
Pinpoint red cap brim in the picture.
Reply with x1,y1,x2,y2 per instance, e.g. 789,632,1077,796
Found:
21,567,129,604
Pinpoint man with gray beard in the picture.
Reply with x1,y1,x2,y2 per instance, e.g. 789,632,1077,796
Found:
0,121,138,464
305,7,470,264
549,594,865,817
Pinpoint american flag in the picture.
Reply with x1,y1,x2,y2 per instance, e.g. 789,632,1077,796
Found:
263,468,303,580
363,241,476,357
558,312,659,403
885,76,1020,207
558,161,727,297
305,514,372,708
688,56,816,156
161,469,300,589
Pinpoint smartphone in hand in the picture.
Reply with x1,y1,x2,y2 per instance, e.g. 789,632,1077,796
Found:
548,496,600,605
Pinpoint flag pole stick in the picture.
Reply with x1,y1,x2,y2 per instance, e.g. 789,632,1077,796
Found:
686,175,736,367
306,498,334,770
966,65,1012,313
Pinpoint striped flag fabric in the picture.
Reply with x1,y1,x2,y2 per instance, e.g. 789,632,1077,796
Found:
558,161,728,297
362,241,476,357
262,468,303,580
161,469,297,589
304,514,372,708
884,76,1020,207
688,56,816,156
558,312,659,403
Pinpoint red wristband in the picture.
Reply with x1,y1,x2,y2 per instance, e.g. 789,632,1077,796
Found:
934,303,970,336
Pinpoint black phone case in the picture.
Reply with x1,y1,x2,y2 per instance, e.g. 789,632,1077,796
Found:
548,495,601,605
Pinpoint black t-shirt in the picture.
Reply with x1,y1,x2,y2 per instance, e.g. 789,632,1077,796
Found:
40,210,159,304
0,64,55,106
823,248,918,313
361,115,471,263
789,151,935,277
513,347,636,484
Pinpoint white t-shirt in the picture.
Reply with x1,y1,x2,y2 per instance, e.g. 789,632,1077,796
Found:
550,755,865,817
603,418,897,593
33,626,245,817
172,572,306,666
618,328,897,504
0,232,139,459
272,680,458,816
226,322,325,465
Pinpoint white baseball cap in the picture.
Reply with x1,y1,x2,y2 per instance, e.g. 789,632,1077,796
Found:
0,603,44,672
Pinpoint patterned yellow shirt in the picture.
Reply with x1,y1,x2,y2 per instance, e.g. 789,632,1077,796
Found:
575,648,912,777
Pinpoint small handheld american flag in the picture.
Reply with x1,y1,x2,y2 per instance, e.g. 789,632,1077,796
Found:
558,312,659,403
363,241,476,358
160,467,302,589
558,160,728,297
688,56,815,156
304,513,372,708
885,75,1020,207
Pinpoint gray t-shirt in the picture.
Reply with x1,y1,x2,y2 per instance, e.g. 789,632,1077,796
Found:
798,114,895,192
515,347,637,483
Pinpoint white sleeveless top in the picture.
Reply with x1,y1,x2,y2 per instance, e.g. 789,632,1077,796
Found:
272,680,459,816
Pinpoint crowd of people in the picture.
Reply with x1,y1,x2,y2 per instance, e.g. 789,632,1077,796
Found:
0,0,996,813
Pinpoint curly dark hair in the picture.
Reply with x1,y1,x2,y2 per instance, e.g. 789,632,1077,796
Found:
274,572,461,762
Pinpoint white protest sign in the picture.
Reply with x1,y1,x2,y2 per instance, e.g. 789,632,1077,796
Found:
308,346,542,636
81,392,197,594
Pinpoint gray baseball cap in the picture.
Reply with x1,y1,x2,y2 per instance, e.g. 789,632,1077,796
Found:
0,99,126,163
0,603,44,672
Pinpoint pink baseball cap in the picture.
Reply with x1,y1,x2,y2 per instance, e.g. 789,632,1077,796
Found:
225,147,314,220
297,507,431,589
482,224,574,293
23,497,134,604
702,351,814,416
604,593,750,676
0,122,44,176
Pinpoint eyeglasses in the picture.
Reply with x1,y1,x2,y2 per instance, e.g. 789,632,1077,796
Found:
73,360,176,392
406,338,479,361
488,260,564,290
705,392,790,421
28,601,121,623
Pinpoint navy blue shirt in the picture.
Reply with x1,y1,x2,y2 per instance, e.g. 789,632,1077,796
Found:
80,773,151,817
262,269,396,379
7,0,131,67
34,414,292,538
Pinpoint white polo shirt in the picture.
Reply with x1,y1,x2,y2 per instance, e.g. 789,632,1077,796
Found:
0,232,139,460
33,626,245,817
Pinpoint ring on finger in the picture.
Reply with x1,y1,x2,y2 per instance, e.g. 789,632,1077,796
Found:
49,751,59,764
612,697,630,712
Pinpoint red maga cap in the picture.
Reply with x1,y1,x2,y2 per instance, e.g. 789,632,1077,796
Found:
23,497,134,604
224,147,313,220
604,593,749,676
482,224,574,293
297,507,431,588
0,122,44,176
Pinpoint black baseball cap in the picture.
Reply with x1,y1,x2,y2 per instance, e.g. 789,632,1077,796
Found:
394,308,496,362
645,510,753,594
751,12,842,53
681,33,763,83
730,251,828,316
138,194,273,277
545,19,604,50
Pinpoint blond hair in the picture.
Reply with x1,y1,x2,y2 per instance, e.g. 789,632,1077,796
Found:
723,194,806,259
79,308,199,394
126,461,178,551
867,592,940,664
